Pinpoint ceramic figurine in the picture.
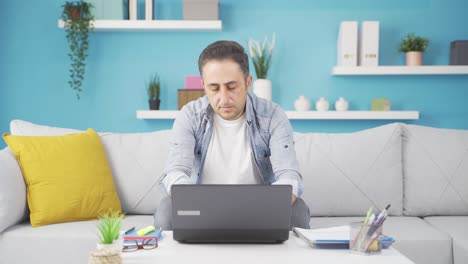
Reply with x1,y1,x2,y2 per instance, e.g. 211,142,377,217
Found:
335,97,349,111
315,97,329,111
294,95,311,112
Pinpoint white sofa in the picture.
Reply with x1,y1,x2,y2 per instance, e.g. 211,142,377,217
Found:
0,120,467,264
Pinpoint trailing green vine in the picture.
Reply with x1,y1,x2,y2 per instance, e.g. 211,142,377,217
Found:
62,1,94,99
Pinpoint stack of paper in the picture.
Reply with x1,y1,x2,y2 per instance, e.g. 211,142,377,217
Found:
294,226,349,245
294,226,395,249
337,21,358,67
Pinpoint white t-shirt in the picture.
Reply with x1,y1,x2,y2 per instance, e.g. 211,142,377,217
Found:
201,112,262,184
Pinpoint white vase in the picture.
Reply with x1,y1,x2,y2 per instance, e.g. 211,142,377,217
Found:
294,95,311,112
335,97,349,111
315,97,329,111
253,79,272,101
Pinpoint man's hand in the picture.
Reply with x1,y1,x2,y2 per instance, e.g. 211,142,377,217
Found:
291,194,297,205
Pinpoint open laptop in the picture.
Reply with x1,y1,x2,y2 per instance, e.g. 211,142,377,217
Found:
171,184,292,243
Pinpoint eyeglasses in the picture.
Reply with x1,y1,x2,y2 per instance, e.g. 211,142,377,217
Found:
122,237,158,252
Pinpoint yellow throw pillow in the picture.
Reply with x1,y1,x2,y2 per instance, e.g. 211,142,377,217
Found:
3,128,122,227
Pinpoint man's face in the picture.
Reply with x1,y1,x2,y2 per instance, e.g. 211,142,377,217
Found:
202,59,252,120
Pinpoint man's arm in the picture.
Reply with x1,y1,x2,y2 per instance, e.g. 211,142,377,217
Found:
268,107,303,204
158,107,196,196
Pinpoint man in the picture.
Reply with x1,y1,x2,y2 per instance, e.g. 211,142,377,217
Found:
155,40,310,230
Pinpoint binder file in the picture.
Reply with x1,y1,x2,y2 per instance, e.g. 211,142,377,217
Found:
359,21,380,66
145,0,154,20
337,21,358,67
129,0,137,20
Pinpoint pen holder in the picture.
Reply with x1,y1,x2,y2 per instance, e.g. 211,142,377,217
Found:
349,221,382,255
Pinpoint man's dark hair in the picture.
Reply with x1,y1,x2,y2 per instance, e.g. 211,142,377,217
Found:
198,40,249,79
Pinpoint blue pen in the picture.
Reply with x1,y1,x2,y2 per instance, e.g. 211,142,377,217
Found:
124,227,135,235
155,227,163,239
375,204,391,224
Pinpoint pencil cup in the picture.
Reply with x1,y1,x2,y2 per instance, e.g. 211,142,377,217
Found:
349,221,382,255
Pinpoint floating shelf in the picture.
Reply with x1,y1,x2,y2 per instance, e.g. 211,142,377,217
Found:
285,111,419,120
137,110,419,120
332,66,468,75
58,20,222,31
137,110,179,119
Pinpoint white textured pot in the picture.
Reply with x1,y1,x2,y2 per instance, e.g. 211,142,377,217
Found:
253,79,272,101
315,97,329,111
97,239,123,251
294,95,311,111
335,97,349,111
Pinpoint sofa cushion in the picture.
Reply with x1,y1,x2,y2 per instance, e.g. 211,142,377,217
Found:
294,123,403,216
403,124,468,216
3,129,122,227
0,148,28,233
9,119,169,215
10,119,81,135
310,216,453,264
0,215,153,264
424,216,468,264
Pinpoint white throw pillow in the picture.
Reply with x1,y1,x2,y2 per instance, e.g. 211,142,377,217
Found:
403,124,468,216
10,119,81,135
9,119,169,215
294,123,403,216
0,148,28,232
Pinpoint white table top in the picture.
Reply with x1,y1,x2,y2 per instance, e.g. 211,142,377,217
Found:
122,231,414,264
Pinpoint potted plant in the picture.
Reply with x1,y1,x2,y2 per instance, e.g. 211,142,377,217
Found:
147,74,161,110
248,33,275,101
96,210,124,250
61,1,94,99
399,33,429,66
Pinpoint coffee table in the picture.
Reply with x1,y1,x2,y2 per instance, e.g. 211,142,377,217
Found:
122,231,414,264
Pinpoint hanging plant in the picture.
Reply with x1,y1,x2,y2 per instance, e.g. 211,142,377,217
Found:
61,1,94,99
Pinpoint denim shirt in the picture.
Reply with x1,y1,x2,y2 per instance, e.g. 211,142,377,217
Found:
158,92,303,198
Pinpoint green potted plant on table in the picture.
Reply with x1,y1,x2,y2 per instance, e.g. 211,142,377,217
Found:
61,1,94,99
147,74,161,110
399,33,429,66
248,33,276,101
96,210,124,251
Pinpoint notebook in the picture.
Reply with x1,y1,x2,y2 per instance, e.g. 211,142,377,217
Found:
293,226,394,249
123,227,163,246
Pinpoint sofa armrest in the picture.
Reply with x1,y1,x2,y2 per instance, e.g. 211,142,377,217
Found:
0,147,28,233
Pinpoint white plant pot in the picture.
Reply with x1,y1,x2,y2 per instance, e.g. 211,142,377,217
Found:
253,79,272,101
97,239,123,251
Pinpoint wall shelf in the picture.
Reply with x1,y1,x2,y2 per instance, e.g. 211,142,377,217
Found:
137,110,179,119
332,66,468,75
285,111,419,120
58,20,222,31
137,110,419,120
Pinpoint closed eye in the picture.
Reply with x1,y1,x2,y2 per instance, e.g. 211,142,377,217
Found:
207,84,219,91
226,82,238,89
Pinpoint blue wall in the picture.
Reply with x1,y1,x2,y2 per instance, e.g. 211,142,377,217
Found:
1,0,467,148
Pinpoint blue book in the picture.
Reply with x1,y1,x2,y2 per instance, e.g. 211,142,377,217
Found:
123,227,163,245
